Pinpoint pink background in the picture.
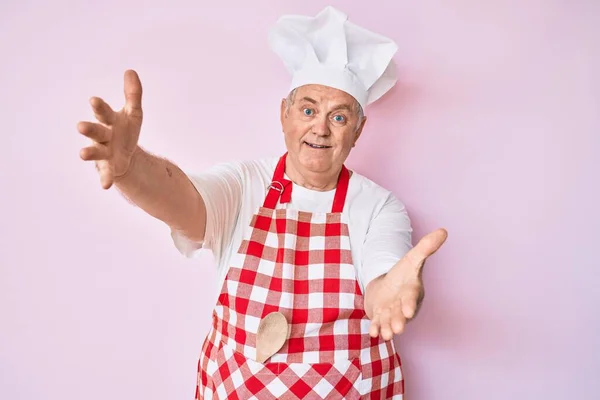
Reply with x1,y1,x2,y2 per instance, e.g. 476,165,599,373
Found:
1,1,598,399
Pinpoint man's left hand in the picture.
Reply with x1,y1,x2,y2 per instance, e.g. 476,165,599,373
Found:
364,228,448,340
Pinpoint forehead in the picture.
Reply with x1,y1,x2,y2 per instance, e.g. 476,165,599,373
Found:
294,84,356,106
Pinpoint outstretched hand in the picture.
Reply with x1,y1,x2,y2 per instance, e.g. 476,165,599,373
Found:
365,228,448,340
77,69,144,189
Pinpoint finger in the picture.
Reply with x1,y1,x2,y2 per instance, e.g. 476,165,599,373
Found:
123,69,143,117
405,228,449,274
390,298,407,334
369,311,381,338
80,143,111,161
400,283,422,320
89,97,116,125
96,160,114,190
77,121,112,143
413,228,448,260
379,307,393,341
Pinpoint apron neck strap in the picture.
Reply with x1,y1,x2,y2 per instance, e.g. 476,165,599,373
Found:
263,153,350,213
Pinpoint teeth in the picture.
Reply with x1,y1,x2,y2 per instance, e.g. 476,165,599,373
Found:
306,142,329,148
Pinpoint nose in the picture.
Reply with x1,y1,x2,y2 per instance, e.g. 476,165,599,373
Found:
311,116,330,137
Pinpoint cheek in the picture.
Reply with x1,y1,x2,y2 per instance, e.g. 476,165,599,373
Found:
283,127,304,148
285,123,310,140
335,129,357,148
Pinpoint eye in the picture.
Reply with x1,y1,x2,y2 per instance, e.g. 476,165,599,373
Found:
303,108,314,116
333,114,346,123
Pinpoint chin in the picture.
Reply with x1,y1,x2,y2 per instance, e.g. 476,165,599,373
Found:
298,154,332,173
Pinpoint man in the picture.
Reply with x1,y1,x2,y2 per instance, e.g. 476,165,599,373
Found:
77,6,447,399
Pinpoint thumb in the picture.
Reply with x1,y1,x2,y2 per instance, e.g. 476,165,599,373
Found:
123,69,143,116
406,228,448,274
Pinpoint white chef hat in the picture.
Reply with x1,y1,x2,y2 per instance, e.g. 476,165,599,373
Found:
268,6,399,110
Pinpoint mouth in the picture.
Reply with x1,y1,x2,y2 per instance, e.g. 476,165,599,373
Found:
304,141,332,149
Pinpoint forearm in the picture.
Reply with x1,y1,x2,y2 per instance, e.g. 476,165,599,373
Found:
114,146,207,241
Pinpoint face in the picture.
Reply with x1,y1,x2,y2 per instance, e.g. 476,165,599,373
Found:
280,84,367,176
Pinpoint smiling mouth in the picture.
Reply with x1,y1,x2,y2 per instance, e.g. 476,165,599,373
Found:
304,141,332,149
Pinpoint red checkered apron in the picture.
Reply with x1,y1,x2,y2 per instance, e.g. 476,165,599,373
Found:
195,153,404,399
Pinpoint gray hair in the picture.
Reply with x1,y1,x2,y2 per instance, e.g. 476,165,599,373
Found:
284,88,365,131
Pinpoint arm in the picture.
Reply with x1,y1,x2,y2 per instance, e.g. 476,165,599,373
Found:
360,193,447,340
77,70,207,243
361,194,413,320
114,146,207,242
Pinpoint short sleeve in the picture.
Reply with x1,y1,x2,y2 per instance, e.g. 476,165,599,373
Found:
170,161,244,262
360,194,413,288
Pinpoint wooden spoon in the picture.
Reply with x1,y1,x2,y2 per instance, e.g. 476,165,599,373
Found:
256,311,289,363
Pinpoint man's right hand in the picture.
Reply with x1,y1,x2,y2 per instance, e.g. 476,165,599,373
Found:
77,69,144,190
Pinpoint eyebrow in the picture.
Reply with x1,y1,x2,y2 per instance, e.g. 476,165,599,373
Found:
299,97,353,112
331,104,353,112
299,96,317,104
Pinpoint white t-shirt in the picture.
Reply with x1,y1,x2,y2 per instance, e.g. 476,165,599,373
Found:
171,157,413,294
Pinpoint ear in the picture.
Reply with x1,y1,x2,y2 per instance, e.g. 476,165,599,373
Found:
352,116,368,147
280,98,287,126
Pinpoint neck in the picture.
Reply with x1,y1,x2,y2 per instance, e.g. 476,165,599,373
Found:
285,156,341,191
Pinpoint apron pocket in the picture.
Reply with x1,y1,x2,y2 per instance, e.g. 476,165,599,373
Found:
277,357,362,399
211,339,362,399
